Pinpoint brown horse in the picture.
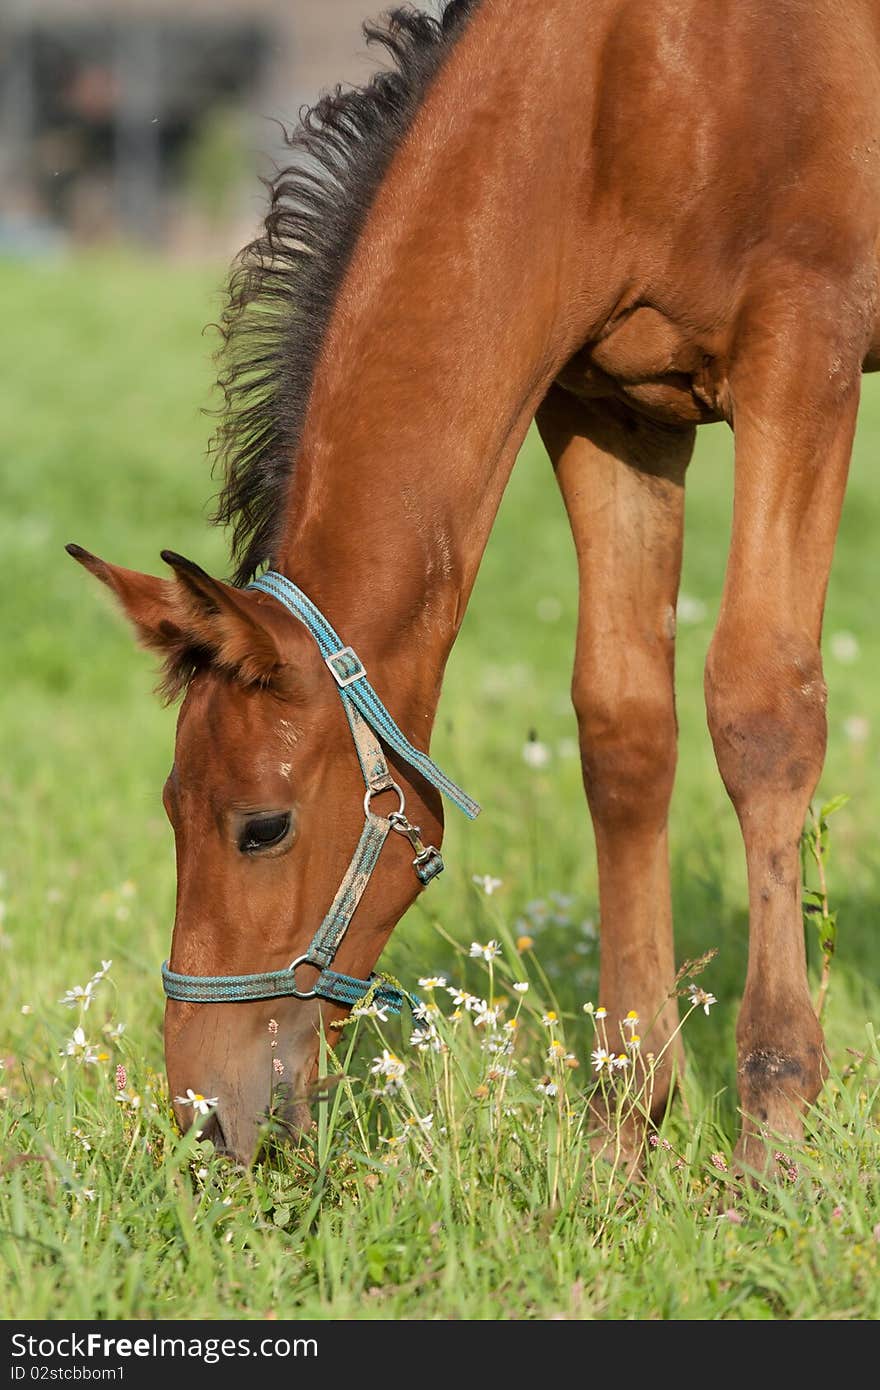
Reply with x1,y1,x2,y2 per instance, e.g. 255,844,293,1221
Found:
68,0,880,1168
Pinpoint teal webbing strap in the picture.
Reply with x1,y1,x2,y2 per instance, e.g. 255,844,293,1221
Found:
307,812,392,967
162,960,408,1012
248,571,480,820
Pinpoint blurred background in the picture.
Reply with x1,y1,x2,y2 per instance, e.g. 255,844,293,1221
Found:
0,0,391,258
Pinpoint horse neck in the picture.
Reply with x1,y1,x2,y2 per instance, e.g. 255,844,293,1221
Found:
277,0,596,716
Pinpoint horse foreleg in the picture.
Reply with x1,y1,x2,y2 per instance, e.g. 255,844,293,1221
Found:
705,312,862,1172
536,387,694,1143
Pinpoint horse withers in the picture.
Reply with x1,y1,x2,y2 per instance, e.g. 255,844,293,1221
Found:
70,0,880,1168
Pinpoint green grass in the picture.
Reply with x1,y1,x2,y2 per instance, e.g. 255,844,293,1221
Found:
1,257,878,1320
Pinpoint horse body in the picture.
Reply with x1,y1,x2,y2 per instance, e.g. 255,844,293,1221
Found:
70,0,880,1166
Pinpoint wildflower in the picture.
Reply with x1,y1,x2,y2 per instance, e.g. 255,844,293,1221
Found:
830,631,860,663
20,1005,32,1016
473,1001,502,1029
469,940,501,962
611,1053,630,1070
59,985,92,1010
268,1018,278,1036
195,1168,209,1181
412,1000,440,1022
447,986,480,1010
710,1152,728,1172
174,1089,218,1117
472,875,503,896
369,1050,406,1088
61,1027,101,1065
409,1026,443,1053
582,1001,595,1016
272,1058,285,1077
774,1151,799,1183
677,593,707,625
115,1064,127,1091
103,1022,125,1041
547,1040,568,1060
522,739,551,769
72,1128,91,1153
114,1091,141,1110
724,1208,743,1225
625,1034,642,1052
473,1084,490,1099
516,935,534,952
450,1008,463,1023
535,1077,558,1097
503,1018,518,1033
594,1006,607,1020
591,1047,613,1072
81,1189,96,1203
404,1112,434,1133
417,976,447,990
843,715,870,743
541,1011,558,1027
379,1134,403,1149
512,981,529,994
59,960,112,1012
687,984,717,1015
351,1001,389,1022
486,1066,516,1081
623,1011,639,1032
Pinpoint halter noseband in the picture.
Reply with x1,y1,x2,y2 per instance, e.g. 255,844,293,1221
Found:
161,570,480,1015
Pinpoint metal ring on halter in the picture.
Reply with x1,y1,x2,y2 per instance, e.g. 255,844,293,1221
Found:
363,780,405,820
285,954,322,998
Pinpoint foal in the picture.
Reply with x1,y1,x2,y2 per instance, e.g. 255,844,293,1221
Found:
70,0,880,1166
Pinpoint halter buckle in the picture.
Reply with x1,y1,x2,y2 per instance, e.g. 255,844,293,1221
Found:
325,646,366,688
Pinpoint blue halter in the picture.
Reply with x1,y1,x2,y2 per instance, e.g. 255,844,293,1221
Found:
161,570,480,1014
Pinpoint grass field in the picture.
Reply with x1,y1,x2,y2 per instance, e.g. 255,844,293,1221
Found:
1,257,879,1321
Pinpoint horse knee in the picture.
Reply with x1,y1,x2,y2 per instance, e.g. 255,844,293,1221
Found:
704,626,826,814
573,670,676,829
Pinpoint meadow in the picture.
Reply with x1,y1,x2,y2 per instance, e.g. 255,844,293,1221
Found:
1,257,878,1320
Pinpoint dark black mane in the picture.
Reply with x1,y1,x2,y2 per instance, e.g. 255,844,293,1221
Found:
211,1,480,586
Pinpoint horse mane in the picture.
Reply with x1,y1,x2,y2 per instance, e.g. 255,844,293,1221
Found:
210,0,481,587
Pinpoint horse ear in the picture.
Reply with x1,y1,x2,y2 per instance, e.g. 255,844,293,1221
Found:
65,543,185,653
159,550,283,688
66,543,287,693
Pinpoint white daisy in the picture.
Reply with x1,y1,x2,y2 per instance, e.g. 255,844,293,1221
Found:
174,1089,218,1117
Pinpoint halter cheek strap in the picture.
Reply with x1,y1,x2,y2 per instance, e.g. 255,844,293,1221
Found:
161,570,480,1015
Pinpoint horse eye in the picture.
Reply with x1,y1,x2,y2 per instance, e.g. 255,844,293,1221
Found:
239,812,291,853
